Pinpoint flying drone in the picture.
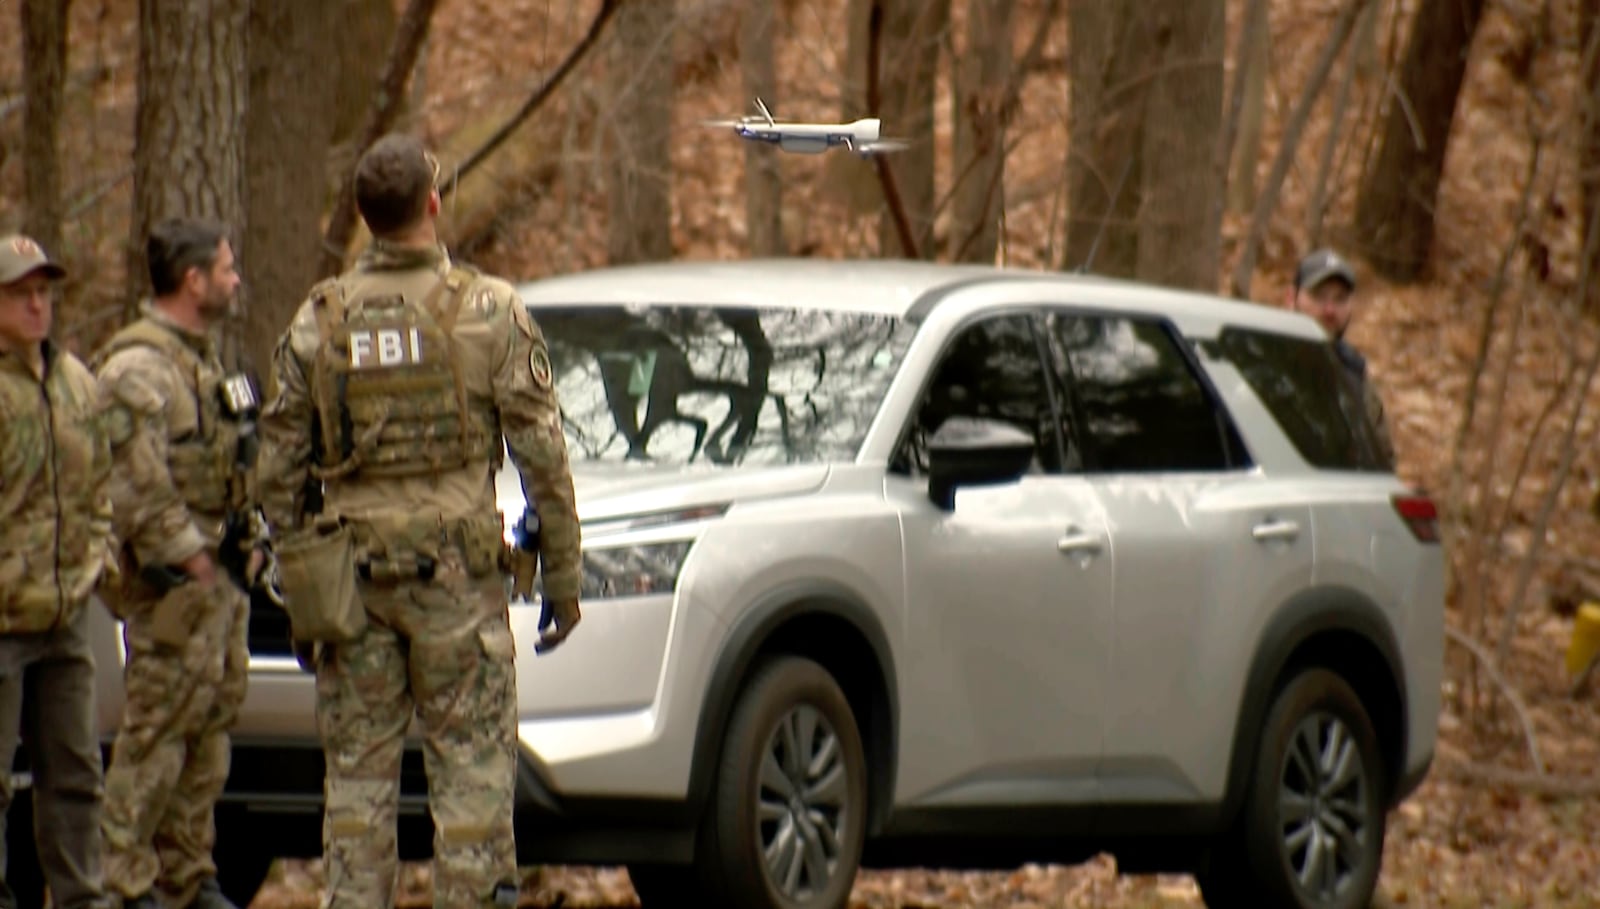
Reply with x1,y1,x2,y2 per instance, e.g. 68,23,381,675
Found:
702,97,910,158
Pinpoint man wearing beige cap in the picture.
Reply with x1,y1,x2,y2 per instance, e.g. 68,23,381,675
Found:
0,234,118,908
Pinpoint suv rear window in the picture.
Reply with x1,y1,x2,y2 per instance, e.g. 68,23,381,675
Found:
1212,326,1390,471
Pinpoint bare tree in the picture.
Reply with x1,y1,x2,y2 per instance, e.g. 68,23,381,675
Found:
1065,4,1147,277
604,0,676,265
875,0,950,257
1137,0,1225,291
22,0,69,259
1582,0,1600,310
242,0,341,379
126,0,248,326
949,0,1017,264
1353,0,1487,281
742,0,786,257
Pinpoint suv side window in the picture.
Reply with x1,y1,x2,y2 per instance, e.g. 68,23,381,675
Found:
1210,325,1390,470
1044,312,1239,473
893,313,1073,475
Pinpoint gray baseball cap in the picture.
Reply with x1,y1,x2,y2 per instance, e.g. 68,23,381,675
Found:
1294,248,1356,292
0,234,67,285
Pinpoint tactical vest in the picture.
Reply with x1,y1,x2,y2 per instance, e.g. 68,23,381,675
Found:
307,265,496,481
93,319,239,516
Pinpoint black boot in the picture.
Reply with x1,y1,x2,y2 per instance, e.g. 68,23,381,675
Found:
186,879,239,909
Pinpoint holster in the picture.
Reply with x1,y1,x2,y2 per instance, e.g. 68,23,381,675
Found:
275,516,367,642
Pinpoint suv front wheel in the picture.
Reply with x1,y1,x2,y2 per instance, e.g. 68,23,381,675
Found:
696,656,867,909
1200,667,1387,909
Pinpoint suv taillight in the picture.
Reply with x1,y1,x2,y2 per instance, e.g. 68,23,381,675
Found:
1392,493,1439,543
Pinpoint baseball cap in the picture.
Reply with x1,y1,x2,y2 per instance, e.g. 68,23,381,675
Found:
1294,248,1356,292
0,234,68,285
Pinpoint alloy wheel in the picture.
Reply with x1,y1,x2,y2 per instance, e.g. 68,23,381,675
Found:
756,703,850,901
1277,710,1372,901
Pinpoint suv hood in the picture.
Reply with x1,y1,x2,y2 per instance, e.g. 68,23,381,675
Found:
494,460,831,528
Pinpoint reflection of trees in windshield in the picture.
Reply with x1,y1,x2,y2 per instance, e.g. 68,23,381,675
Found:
532,305,916,466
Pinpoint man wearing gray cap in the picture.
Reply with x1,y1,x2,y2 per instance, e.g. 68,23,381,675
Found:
0,234,117,908
1288,247,1396,465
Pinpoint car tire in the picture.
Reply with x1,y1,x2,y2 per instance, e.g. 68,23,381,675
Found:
696,656,868,909
1200,667,1387,909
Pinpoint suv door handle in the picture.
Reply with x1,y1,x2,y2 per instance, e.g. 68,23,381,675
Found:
1251,519,1301,543
1057,530,1103,555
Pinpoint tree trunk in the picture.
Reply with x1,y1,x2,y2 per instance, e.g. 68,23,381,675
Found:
21,0,69,260
1065,4,1149,277
950,0,1017,264
242,0,340,381
742,0,785,256
603,0,676,265
317,0,442,280
874,0,949,258
1137,0,1225,292
1581,0,1600,311
1226,0,1268,215
1353,0,1486,282
127,0,248,332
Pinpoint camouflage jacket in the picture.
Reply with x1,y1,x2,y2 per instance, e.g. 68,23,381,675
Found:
257,242,582,602
94,305,241,569
0,342,116,633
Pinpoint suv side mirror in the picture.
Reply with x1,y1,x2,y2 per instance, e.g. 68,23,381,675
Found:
926,416,1035,511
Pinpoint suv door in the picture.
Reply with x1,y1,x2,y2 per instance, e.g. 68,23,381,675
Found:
1040,311,1316,814
887,312,1112,816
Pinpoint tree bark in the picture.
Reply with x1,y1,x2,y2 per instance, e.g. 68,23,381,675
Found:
741,0,786,257
950,0,1017,264
1353,0,1487,282
1137,0,1225,292
1065,4,1148,277
1225,0,1268,216
127,0,248,323
603,0,676,265
22,0,69,260
317,0,442,280
874,0,949,258
242,0,340,381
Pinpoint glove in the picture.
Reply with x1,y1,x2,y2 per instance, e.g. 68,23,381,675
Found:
535,597,581,655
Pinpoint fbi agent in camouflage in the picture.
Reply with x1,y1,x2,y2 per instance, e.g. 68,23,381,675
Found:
0,235,117,908
94,219,255,909
256,133,583,909
1289,248,1397,466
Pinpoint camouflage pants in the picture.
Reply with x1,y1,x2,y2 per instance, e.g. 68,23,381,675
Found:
314,555,518,909
0,604,112,909
102,578,249,906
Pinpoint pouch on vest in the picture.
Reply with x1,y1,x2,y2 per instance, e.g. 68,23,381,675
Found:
146,581,207,650
276,517,367,642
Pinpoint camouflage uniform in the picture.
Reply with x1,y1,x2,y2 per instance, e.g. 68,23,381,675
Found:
256,241,581,908
93,304,252,907
0,236,116,909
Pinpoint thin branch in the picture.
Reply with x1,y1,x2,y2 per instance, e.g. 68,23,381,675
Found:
1231,0,1371,299
439,0,622,199
1307,12,1362,244
317,0,444,280
1443,625,1545,774
1434,759,1600,798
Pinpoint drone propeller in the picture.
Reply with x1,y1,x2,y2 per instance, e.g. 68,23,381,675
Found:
851,138,910,156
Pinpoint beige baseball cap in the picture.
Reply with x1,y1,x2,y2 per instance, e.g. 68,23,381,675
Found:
0,234,68,285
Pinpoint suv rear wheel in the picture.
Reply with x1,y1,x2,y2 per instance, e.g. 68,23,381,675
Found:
1199,668,1387,909
695,656,867,909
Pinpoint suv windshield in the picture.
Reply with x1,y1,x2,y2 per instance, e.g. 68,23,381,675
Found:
529,304,918,467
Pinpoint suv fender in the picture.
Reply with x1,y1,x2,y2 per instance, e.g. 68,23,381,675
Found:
686,580,899,835
1220,585,1408,827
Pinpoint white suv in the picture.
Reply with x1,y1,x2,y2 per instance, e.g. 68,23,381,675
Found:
17,258,1440,909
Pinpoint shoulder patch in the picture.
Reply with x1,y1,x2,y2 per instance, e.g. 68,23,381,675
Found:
529,345,553,389
105,369,164,416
